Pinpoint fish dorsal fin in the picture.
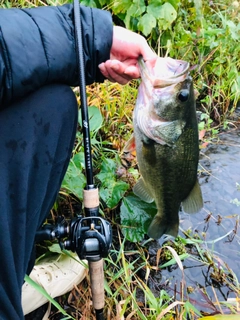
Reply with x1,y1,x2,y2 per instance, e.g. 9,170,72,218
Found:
133,177,154,203
182,180,203,214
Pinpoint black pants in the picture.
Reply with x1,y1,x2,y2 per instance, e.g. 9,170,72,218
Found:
0,84,78,319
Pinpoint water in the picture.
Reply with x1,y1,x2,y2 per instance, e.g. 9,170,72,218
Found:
151,127,240,314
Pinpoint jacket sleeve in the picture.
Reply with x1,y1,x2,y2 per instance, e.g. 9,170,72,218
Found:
0,4,113,107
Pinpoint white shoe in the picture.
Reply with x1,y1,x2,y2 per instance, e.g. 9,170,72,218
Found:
22,253,87,315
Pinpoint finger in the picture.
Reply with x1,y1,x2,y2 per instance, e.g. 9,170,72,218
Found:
109,59,141,78
98,62,110,79
109,60,142,81
99,61,133,84
109,63,134,84
99,63,128,84
107,67,131,84
123,65,140,79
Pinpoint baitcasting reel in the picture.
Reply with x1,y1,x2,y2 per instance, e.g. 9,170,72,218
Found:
35,215,112,261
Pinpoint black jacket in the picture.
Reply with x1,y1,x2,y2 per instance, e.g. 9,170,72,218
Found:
0,4,113,107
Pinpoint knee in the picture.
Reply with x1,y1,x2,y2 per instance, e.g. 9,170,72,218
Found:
36,84,78,129
45,84,78,116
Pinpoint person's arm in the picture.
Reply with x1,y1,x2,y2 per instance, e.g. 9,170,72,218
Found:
0,4,113,107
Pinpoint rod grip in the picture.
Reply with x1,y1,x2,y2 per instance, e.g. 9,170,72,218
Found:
89,259,105,310
83,188,99,208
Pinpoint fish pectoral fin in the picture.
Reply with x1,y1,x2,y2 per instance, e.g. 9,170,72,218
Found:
123,133,136,153
152,120,185,146
133,177,154,203
182,180,203,214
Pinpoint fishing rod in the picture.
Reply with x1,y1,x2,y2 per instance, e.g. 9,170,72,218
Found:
72,0,112,319
36,1,112,319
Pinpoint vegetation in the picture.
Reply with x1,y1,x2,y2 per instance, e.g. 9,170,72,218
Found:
2,0,239,319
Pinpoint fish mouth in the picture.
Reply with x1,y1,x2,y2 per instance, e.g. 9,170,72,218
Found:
160,57,189,79
138,56,189,88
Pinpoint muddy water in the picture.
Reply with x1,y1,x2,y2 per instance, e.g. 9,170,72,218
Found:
149,126,240,314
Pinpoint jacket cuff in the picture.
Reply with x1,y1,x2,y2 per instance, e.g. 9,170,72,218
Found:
80,6,113,84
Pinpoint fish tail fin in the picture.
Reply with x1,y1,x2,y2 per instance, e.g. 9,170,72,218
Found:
147,214,179,240
182,180,203,214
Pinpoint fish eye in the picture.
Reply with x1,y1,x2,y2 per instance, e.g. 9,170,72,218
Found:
178,90,189,102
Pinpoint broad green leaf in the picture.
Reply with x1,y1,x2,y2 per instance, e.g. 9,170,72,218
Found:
124,0,146,29
153,3,177,30
80,0,98,8
97,158,129,209
166,0,180,10
126,0,146,18
48,243,62,254
78,106,103,133
138,13,156,36
98,0,107,6
98,157,116,176
111,0,132,14
130,0,145,17
147,0,163,6
61,153,86,200
71,152,85,169
120,194,157,242
100,180,129,209
147,2,165,19
128,16,139,32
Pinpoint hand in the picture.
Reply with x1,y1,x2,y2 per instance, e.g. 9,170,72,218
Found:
98,26,157,84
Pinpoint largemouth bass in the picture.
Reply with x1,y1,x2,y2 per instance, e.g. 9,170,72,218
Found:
127,56,203,240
